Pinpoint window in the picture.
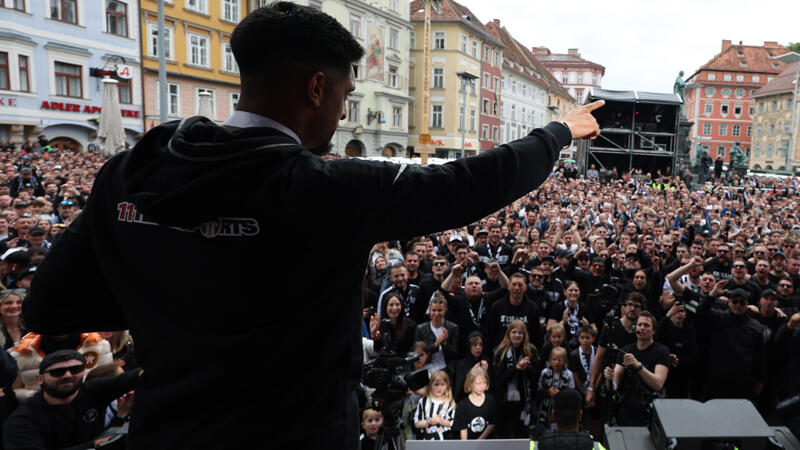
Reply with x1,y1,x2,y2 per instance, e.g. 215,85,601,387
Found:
577,74,583,84
388,0,398,11
0,52,8,90
195,88,215,117
186,0,207,14
188,34,209,67
721,88,731,97
752,75,760,83
434,31,445,50
51,0,77,23
719,123,728,136
389,28,398,50
309,0,322,9
483,46,490,62
718,145,726,158
756,126,762,137
746,125,752,137
721,104,729,115
156,82,180,116
230,92,239,113
732,124,740,136
409,31,415,49
704,103,713,114
482,73,489,88
348,99,360,123
703,123,712,135
223,42,238,73
769,124,775,135
511,78,516,94
771,101,777,112
54,61,81,97
469,109,475,131
460,34,467,53
576,91,582,104
482,98,489,114
788,99,793,109
148,23,173,59
482,124,488,139
562,74,568,83
350,14,361,38
749,105,754,116
755,144,761,156
758,102,764,113
388,65,398,88
767,144,773,157
471,40,477,58
734,105,742,116
705,87,716,97
734,88,744,98
432,67,443,89
494,50,500,65
3,0,25,11
708,73,716,81
723,74,731,81
106,1,127,36
222,0,239,22
117,78,131,104
736,75,744,82
392,106,402,127
18,55,29,92
431,104,442,128
493,126,499,141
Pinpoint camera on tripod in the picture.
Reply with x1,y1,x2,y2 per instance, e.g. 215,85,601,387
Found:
587,277,623,310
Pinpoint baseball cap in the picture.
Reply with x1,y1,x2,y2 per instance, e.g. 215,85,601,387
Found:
449,235,463,243
476,229,489,236
0,248,29,265
19,167,32,175
28,227,46,236
728,288,749,300
16,265,36,279
39,350,85,374
590,256,605,265
772,251,787,259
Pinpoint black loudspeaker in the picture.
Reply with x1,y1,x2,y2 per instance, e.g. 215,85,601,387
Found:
606,399,800,449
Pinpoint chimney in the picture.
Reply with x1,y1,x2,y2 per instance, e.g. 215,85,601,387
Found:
568,48,580,57
533,46,550,56
721,39,732,52
764,41,779,48
493,18,500,26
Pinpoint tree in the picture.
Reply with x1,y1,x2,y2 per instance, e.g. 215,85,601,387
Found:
788,42,800,53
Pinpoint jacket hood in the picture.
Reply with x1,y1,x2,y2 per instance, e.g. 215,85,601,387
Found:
121,117,302,227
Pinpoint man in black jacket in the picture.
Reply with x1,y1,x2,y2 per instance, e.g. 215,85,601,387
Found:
23,3,603,449
3,350,137,450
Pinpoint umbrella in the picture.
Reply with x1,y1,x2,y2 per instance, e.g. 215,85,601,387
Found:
97,77,127,156
198,91,214,120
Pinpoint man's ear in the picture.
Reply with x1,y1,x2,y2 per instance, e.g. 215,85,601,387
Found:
307,72,327,107
36,373,43,385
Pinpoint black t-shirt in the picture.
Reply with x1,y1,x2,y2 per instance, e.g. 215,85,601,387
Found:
452,394,498,440
484,296,541,350
615,342,670,426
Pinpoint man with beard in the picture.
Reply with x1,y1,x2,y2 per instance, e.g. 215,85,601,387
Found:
440,267,506,354
3,350,138,449
418,255,448,307
482,272,542,350
380,251,426,292
475,224,513,272
703,242,733,281
769,251,791,285
775,277,800,316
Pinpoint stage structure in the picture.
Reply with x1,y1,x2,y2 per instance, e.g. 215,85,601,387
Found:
578,89,683,178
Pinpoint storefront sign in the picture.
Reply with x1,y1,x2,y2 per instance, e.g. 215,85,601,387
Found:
40,101,140,118
0,97,17,107
116,65,133,79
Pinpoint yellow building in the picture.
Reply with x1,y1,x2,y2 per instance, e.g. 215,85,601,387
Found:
408,0,502,158
140,0,242,130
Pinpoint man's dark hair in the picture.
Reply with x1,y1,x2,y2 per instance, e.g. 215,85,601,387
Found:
552,388,583,430
626,292,645,307
231,2,364,80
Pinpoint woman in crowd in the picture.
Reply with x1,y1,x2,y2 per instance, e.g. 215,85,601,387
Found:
0,290,26,350
378,291,416,355
492,320,542,439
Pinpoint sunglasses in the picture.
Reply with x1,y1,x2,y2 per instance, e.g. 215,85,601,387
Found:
433,262,447,267
45,365,84,377
778,284,792,288
530,274,544,279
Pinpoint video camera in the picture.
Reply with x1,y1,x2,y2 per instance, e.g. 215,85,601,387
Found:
587,276,624,310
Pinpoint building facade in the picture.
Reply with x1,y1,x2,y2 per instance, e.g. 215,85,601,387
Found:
685,40,789,164
750,61,800,172
533,47,604,105
409,0,498,158
0,0,143,152
485,19,548,147
249,0,411,157
141,0,243,131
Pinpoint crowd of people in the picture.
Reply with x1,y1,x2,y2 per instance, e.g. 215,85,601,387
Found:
0,141,140,449
358,163,800,447
1,132,800,448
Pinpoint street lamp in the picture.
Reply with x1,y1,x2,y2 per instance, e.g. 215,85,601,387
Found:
773,51,800,174
456,70,479,159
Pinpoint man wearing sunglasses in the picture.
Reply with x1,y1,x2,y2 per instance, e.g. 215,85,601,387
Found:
697,283,767,402
727,258,762,306
703,243,734,282
775,277,800,317
4,350,138,450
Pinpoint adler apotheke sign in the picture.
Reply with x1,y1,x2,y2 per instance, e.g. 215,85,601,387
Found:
40,101,140,118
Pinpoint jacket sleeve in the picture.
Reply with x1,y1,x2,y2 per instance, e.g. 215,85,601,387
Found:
321,123,570,241
24,213,129,335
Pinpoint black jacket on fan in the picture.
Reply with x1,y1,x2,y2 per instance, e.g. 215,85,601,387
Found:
23,117,570,449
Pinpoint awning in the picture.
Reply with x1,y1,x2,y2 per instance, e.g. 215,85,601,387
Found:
589,88,682,105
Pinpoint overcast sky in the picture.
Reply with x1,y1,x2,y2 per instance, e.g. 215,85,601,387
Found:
464,0,798,93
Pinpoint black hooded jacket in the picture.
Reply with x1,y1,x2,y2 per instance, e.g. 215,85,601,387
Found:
24,117,570,449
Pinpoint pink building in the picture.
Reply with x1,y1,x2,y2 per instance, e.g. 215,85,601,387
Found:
532,47,604,105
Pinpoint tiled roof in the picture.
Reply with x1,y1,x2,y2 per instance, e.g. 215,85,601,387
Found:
409,0,504,48
690,42,790,80
753,61,800,98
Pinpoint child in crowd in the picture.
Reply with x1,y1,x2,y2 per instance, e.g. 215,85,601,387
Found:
568,325,597,395
453,366,497,440
534,346,575,436
360,409,383,450
453,331,491,402
413,370,456,440
539,322,566,361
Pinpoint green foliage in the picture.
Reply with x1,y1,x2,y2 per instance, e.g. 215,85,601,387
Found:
788,42,800,53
